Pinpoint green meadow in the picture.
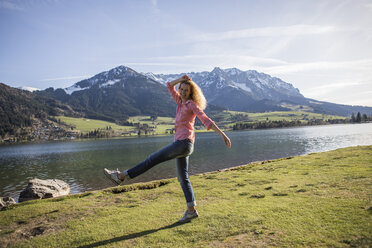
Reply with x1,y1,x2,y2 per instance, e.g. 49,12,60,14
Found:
1,145,371,247
127,116,175,135
235,110,345,122
57,116,135,133
58,111,347,136
57,116,175,135
213,110,347,127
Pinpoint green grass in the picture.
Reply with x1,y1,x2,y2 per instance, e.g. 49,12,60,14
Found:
57,116,177,136
211,110,347,128
58,115,210,136
228,110,345,121
246,111,345,121
1,145,371,247
57,116,135,133
127,116,175,134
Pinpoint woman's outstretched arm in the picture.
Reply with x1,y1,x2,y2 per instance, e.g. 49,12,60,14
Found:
210,122,231,148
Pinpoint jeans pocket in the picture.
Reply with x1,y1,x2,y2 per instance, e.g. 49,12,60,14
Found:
184,141,194,156
175,139,194,158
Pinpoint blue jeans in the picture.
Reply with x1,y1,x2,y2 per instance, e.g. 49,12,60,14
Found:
123,139,196,207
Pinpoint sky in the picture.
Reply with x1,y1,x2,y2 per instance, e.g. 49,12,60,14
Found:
1,0,372,107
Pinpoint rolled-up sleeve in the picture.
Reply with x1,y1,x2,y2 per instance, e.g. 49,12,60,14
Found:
189,101,214,130
167,82,181,104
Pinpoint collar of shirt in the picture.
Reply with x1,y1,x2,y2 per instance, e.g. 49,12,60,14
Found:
180,100,191,105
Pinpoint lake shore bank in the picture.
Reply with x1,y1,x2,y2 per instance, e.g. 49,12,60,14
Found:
1,145,371,247
2,108,361,144
2,120,366,145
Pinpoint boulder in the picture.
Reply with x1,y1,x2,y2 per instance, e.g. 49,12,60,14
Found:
19,178,70,202
0,197,16,210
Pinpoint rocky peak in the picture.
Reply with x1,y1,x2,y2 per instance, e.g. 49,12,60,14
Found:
65,66,143,94
224,67,243,76
211,67,225,75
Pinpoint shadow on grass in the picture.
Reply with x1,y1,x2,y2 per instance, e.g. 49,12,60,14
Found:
78,221,188,248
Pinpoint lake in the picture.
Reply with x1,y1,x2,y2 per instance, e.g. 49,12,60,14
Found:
1,123,372,201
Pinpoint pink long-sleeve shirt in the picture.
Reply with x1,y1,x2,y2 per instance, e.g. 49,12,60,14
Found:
167,82,214,143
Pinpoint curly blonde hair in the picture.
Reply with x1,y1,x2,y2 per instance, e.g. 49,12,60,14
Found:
179,79,207,110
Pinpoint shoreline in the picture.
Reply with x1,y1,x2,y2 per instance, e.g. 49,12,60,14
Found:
1,123,372,202
3,144,367,204
2,121,368,145
4,156,278,204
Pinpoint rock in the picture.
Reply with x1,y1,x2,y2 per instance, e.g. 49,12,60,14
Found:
19,178,70,202
0,197,16,210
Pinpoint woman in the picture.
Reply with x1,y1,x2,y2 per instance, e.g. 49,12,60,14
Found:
104,75,231,222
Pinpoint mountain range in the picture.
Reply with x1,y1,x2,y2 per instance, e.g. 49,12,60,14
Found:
149,67,372,116
36,65,372,120
148,67,305,112
2,65,372,139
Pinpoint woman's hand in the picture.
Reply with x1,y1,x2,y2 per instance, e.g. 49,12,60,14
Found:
210,123,231,148
181,75,191,81
221,133,231,148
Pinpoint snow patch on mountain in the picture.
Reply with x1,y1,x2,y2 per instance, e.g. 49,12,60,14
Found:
19,86,40,92
65,85,89,95
99,79,121,88
231,81,252,93
64,66,138,94
142,72,165,83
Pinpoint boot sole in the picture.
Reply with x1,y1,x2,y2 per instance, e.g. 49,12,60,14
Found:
103,170,121,185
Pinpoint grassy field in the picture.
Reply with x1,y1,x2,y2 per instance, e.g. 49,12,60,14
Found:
57,116,176,135
241,111,345,121
127,116,175,135
57,116,135,133
58,111,347,136
58,115,210,136
1,145,371,247
212,110,347,127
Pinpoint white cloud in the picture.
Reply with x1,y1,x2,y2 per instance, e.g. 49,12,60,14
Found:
40,75,91,82
129,54,287,67
149,0,160,13
119,54,289,74
150,0,157,7
264,59,372,75
309,82,365,91
298,77,372,106
0,0,24,10
192,25,340,42
365,2,372,11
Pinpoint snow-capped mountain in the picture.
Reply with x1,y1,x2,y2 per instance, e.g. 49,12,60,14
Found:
65,66,141,95
153,67,303,99
148,67,305,112
63,65,304,109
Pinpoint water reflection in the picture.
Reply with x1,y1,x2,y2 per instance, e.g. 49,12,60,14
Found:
1,123,371,201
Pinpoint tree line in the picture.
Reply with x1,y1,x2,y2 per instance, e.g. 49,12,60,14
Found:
232,112,371,131
351,112,372,123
